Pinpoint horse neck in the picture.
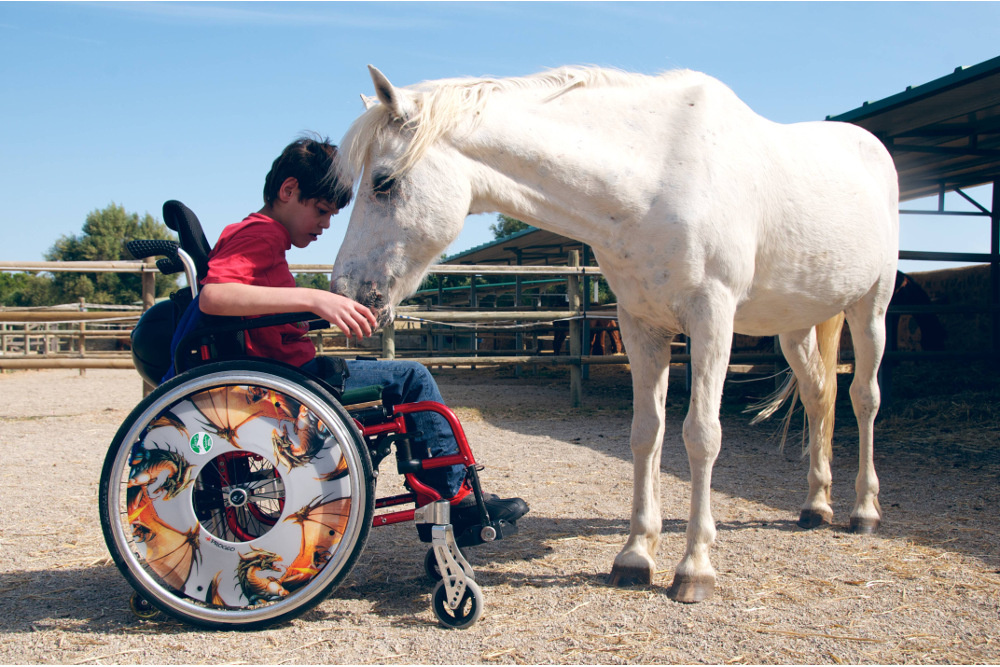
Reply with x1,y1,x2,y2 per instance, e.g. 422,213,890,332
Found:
458,121,594,242
457,85,690,249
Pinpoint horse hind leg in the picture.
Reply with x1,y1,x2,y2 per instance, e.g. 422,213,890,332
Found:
777,313,845,529
844,282,892,534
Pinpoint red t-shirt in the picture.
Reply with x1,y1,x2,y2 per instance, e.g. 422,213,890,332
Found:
201,213,316,366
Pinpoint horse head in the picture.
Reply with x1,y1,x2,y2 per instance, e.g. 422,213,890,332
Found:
331,66,474,329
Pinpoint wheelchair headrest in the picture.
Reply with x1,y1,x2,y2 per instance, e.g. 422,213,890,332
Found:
162,200,212,281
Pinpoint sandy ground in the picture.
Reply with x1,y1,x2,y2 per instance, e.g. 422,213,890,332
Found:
1,365,998,664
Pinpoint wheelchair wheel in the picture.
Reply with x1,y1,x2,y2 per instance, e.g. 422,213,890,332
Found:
99,360,374,630
128,592,160,621
432,578,484,629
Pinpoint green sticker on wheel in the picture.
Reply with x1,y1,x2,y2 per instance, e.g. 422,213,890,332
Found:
190,432,213,455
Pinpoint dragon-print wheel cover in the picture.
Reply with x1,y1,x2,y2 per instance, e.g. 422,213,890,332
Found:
124,383,354,610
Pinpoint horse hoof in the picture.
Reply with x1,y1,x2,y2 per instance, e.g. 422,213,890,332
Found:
607,564,652,587
798,509,833,529
849,516,880,534
666,574,714,603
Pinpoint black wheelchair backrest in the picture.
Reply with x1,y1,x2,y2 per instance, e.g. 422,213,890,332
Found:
162,200,212,281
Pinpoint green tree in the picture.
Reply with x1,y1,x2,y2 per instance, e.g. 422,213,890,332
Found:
489,214,532,239
45,203,178,305
0,272,58,307
294,273,331,290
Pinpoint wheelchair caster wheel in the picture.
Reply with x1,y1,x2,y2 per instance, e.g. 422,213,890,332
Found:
425,546,471,582
129,592,160,621
425,547,442,581
431,578,483,629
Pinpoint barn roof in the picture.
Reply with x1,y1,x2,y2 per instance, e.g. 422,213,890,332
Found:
827,54,1000,202
443,227,590,266
444,56,1000,266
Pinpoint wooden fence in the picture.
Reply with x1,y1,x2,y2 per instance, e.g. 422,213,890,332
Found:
1,258,634,404
0,257,790,405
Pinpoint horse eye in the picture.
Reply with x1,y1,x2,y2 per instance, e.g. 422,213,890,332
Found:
372,173,396,195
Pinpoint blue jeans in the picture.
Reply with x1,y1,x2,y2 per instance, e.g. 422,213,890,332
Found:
303,358,464,497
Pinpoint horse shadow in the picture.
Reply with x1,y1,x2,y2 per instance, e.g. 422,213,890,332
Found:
435,365,1000,569
0,509,814,636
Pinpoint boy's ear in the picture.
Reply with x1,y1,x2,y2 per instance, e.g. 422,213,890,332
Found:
278,177,299,202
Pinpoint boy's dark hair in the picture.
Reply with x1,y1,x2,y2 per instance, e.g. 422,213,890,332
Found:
263,134,353,209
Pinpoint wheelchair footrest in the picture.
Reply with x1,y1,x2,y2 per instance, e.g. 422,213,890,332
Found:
415,513,518,548
455,520,518,548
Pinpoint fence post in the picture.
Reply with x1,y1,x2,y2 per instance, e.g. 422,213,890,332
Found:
141,259,156,395
77,298,87,377
514,249,523,379
568,250,582,407
382,324,396,359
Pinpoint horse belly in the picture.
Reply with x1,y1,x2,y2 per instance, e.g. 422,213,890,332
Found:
734,290,854,336
735,234,892,336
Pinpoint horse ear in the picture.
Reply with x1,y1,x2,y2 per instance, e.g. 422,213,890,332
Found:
360,94,378,110
368,65,412,122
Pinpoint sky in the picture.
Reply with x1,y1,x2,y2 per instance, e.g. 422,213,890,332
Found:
2,1,998,274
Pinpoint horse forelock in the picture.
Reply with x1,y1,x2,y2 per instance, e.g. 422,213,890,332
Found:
338,66,665,185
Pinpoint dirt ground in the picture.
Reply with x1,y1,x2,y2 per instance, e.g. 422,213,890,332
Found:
1,364,998,665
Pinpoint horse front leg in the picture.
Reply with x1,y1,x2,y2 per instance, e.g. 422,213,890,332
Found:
667,303,734,603
608,309,673,587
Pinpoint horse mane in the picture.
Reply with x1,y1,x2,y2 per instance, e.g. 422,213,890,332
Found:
337,66,671,185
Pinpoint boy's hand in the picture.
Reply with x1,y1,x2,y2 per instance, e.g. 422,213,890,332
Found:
312,291,378,340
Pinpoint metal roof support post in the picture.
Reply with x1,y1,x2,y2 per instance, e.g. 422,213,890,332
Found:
992,181,999,357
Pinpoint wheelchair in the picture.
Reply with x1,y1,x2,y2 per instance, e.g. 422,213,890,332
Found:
99,201,519,630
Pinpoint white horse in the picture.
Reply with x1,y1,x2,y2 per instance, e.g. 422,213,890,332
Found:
331,65,899,602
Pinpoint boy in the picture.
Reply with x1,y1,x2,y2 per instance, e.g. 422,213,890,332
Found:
198,135,528,531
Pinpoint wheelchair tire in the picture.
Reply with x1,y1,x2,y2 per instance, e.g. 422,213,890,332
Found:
431,578,484,629
99,360,374,630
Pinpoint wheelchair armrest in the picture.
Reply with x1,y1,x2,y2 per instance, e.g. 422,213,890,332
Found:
182,312,329,341
221,311,330,332
126,239,199,295
127,240,187,275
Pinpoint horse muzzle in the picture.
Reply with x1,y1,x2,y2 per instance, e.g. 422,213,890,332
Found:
332,276,394,330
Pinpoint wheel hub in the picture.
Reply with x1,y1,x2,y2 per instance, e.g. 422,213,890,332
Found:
227,487,249,508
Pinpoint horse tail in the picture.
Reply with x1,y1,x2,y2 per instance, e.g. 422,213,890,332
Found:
748,313,845,456
814,312,845,460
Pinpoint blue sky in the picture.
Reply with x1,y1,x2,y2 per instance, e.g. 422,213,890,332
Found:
2,1,998,273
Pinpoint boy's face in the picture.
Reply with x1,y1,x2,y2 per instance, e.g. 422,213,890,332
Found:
274,178,339,248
